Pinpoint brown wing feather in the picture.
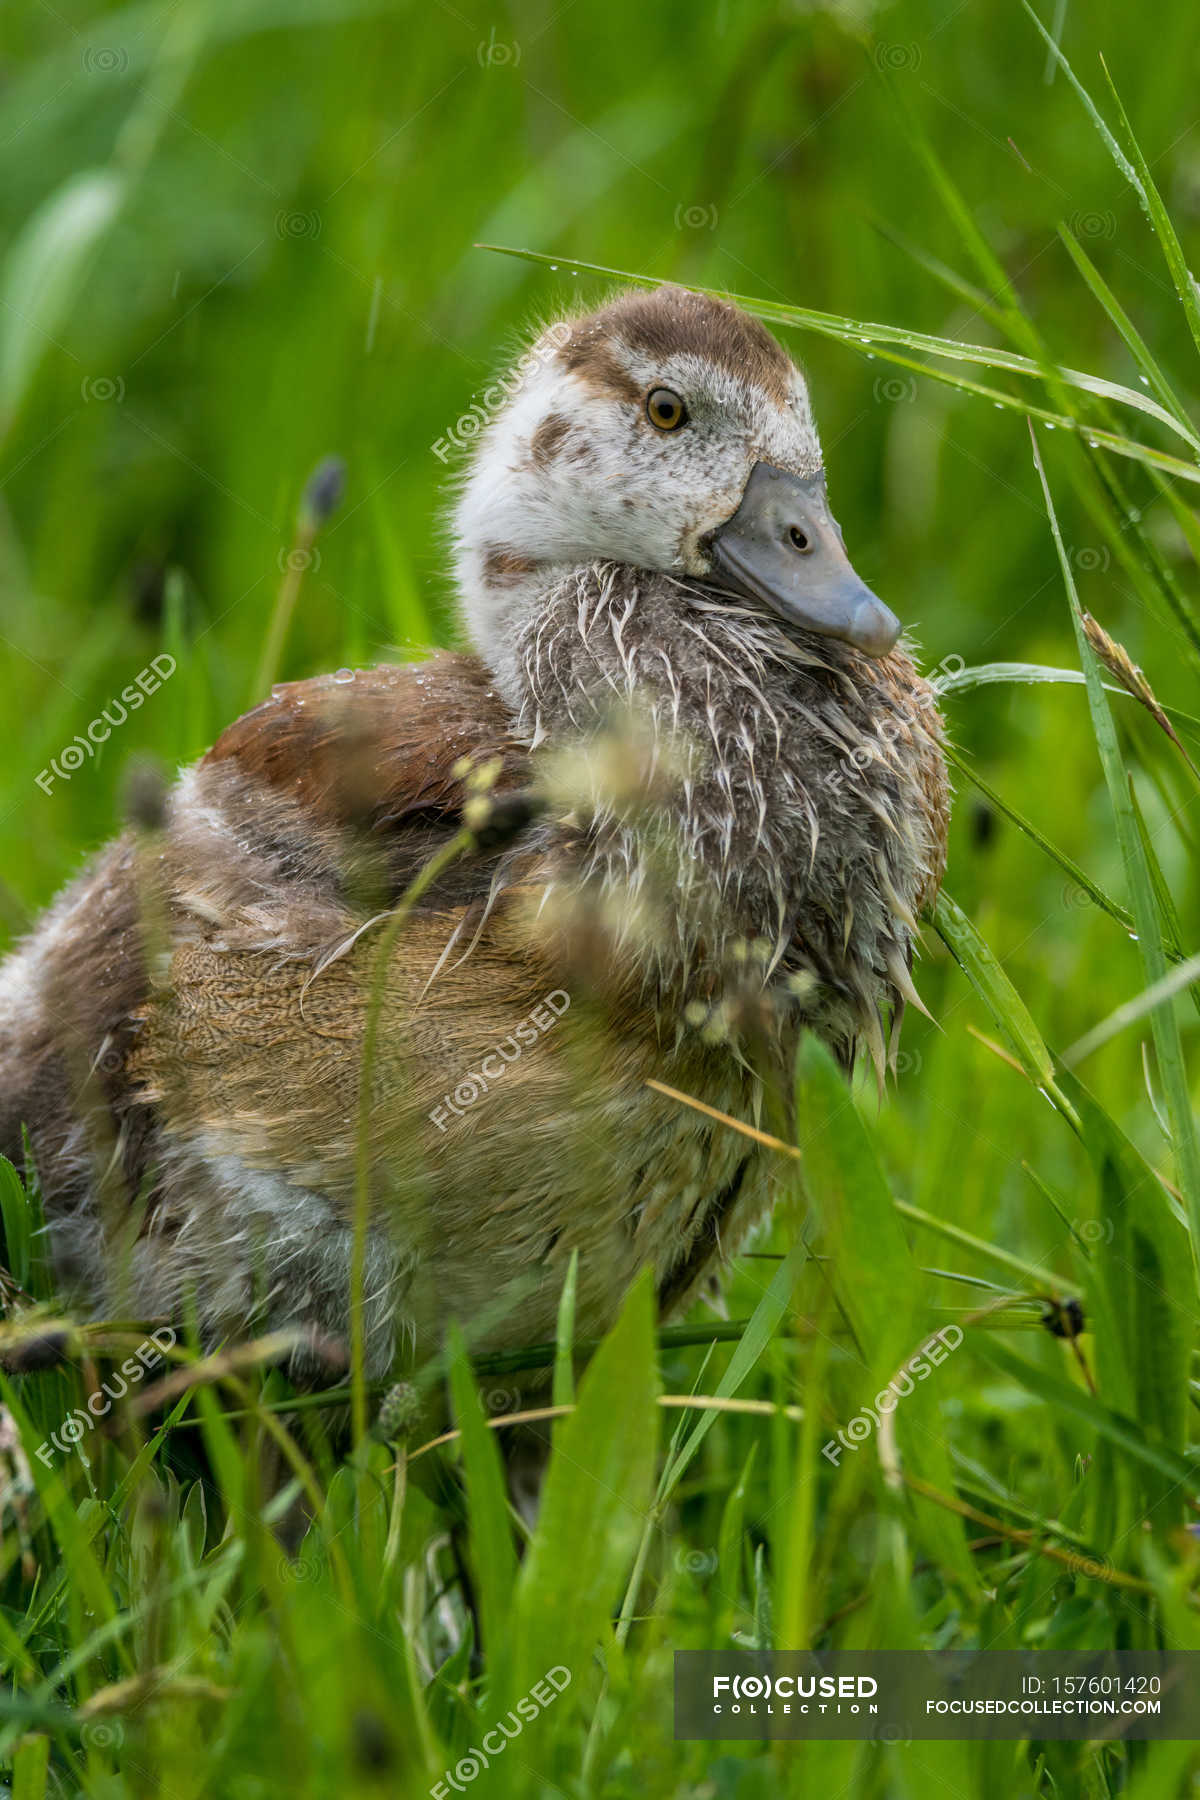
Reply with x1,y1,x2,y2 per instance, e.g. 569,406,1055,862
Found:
0,654,532,1220
204,652,526,835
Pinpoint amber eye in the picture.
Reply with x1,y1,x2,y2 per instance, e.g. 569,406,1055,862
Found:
646,387,688,431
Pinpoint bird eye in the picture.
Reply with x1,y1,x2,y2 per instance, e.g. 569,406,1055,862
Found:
646,387,688,431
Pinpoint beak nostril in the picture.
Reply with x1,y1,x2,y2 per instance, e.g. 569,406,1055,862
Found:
708,463,901,654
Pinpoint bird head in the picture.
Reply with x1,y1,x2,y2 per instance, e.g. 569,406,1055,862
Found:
450,285,900,703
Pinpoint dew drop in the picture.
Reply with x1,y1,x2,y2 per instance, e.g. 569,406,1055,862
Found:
1139,375,1150,385
333,668,355,684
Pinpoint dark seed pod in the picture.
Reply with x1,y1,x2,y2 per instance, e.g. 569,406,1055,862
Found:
1042,1295,1085,1340
301,455,347,526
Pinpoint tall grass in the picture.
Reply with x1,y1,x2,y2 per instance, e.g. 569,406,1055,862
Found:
1,2,1199,1795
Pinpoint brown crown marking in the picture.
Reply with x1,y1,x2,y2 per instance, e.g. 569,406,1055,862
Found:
557,330,642,405
558,285,795,407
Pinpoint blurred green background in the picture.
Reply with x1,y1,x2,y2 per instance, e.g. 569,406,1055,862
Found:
4,5,1200,1793
1,0,1198,1296
4,0,1198,1160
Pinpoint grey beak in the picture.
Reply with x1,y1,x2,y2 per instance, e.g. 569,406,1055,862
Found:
706,462,901,658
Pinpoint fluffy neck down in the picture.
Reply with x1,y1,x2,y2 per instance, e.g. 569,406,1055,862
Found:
498,562,946,1072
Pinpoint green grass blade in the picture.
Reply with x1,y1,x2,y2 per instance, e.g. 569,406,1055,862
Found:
877,194,1200,660
948,741,1196,1010
795,1036,976,1587
446,1326,518,1664
0,1155,32,1289
1127,779,1200,1010
1025,4,1200,362
895,1199,1075,1293
937,661,1200,739
11,1728,49,1800
1065,951,1200,1066
1056,224,1192,428
932,890,1080,1130
659,1238,806,1498
1059,1068,1195,1481
1097,58,1200,365
876,44,1200,665
880,180,1200,658
510,1272,658,1707
477,247,1200,461
0,170,124,436
867,214,1005,327
0,1377,124,1666
875,66,1027,324
552,1248,579,1413
970,1333,1198,1497
942,744,1135,936
1021,2,1139,188
715,1441,756,1638
1031,427,1200,1287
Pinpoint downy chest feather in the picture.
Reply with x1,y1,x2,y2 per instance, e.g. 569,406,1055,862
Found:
507,561,948,1070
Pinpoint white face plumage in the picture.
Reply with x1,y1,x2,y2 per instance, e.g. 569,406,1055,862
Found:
451,286,826,690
